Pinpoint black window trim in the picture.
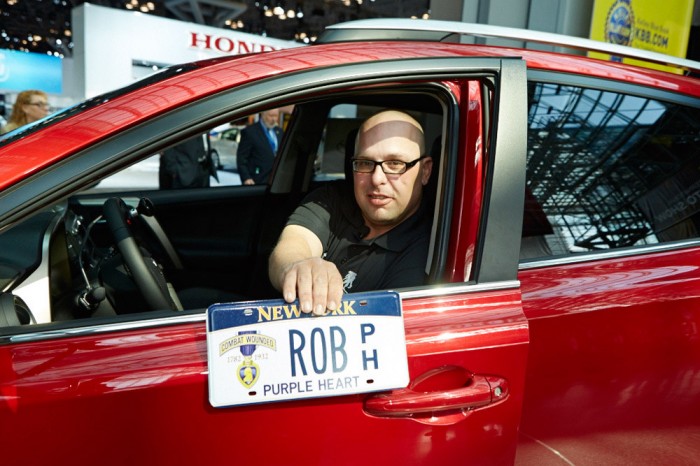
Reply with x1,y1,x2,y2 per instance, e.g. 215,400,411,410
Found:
528,69,700,108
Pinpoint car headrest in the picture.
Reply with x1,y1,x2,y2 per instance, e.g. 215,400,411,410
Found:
344,127,359,182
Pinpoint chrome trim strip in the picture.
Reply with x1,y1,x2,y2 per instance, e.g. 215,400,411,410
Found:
76,196,141,207
326,19,700,72
519,239,700,270
398,280,520,300
2,280,521,345
4,313,207,344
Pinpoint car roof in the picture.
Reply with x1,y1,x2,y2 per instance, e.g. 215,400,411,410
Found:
1,21,698,190
319,18,700,74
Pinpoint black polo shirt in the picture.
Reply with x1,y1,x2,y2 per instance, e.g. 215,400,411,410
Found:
287,181,431,292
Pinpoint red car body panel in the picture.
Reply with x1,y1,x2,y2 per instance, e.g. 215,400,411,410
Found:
1,290,528,465
517,248,700,463
444,80,485,283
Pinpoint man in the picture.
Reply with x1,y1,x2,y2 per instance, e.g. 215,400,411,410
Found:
269,110,433,316
159,134,215,189
237,109,282,185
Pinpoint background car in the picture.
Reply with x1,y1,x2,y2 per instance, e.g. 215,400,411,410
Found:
1,19,699,465
209,125,243,171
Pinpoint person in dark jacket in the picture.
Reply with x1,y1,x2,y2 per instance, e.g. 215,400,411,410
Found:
237,109,282,185
159,134,215,189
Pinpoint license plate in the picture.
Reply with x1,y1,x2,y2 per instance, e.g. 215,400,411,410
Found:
206,290,409,408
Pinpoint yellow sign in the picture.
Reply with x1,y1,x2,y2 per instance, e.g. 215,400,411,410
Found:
589,0,695,73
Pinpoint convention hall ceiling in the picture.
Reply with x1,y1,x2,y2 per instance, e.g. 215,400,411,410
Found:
1,0,431,57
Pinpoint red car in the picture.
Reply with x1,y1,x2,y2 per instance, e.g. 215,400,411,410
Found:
1,19,699,465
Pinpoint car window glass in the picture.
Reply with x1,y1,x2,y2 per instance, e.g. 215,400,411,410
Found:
92,130,243,193
91,109,289,193
522,82,700,259
1,89,452,335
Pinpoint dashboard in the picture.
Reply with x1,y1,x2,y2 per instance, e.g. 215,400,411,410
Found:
3,199,123,326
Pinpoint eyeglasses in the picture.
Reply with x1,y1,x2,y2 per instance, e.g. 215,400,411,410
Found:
27,102,49,109
352,156,425,174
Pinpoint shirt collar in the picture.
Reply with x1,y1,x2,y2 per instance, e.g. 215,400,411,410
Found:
341,191,429,252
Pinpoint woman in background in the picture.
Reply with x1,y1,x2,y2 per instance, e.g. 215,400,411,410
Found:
1,90,50,134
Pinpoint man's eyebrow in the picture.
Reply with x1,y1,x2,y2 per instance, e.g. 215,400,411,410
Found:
354,153,414,160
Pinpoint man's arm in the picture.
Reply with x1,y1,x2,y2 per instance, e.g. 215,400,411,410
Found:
269,224,343,316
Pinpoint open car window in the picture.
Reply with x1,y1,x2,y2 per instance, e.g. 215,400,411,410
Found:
1,84,455,333
91,115,266,192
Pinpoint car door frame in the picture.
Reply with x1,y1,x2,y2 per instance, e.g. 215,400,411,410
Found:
1,55,529,465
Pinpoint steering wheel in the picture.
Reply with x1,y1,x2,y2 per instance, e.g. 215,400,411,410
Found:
103,197,181,311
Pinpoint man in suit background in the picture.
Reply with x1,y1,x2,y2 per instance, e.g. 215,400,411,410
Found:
159,133,216,189
237,109,282,185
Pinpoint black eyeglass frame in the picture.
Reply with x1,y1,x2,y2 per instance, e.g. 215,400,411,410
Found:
351,155,426,174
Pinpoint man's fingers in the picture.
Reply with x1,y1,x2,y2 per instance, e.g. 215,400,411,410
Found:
326,270,344,313
280,258,343,315
281,267,298,304
292,261,314,313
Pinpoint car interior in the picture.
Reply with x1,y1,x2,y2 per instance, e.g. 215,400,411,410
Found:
0,88,451,329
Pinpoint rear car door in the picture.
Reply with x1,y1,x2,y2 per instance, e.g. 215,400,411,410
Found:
0,54,529,465
515,73,700,463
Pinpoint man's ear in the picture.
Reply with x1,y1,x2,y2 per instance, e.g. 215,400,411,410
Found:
420,156,433,186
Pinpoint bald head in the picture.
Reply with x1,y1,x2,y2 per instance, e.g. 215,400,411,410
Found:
355,110,425,159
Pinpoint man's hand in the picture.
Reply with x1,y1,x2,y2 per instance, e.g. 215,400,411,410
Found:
280,257,344,316
243,178,255,185
269,225,343,316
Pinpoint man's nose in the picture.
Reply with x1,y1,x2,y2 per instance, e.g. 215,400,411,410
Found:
370,164,388,184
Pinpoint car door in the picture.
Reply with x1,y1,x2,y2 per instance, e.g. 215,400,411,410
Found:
515,75,700,463
0,55,529,465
